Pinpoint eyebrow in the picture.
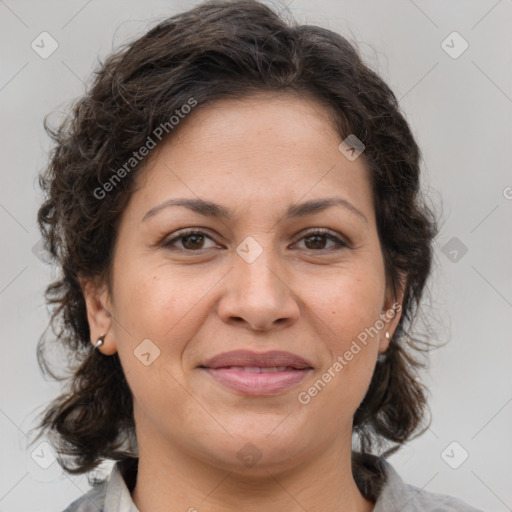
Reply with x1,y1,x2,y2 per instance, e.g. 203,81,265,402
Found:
141,197,368,224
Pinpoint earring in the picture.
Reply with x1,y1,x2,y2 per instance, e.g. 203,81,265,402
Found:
377,333,391,363
94,335,105,350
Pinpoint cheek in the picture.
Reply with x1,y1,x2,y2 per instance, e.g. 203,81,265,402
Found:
301,263,385,340
112,256,214,340
299,279,382,417
111,269,200,420
298,262,384,393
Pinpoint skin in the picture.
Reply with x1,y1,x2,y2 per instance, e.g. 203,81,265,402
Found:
81,92,404,512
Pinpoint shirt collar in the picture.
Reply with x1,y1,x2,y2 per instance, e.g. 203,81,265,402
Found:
104,459,140,512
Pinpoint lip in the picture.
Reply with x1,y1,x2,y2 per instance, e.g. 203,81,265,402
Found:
199,350,313,396
200,349,313,370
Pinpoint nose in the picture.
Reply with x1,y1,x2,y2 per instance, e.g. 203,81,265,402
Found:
216,242,300,332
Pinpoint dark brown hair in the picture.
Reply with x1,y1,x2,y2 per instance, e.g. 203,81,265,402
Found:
31,0,439,500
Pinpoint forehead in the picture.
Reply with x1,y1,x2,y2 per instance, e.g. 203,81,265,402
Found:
127,93,374,222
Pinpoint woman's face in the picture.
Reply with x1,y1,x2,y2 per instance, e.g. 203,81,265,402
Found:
85,93,403,474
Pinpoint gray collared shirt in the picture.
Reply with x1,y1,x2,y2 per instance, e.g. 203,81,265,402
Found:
62,458,484,512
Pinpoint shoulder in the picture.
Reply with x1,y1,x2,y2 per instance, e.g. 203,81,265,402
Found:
374,458,485,512
403,486,485,512
60,458,138,512
60,479,108,512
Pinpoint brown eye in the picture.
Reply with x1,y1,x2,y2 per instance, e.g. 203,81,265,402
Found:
304,234,328,250
163,230,217,251
295,229,348,252
181,233,206,250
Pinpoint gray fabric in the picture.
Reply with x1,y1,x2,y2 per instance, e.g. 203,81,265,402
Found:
62,458,484,512
372,461,484,512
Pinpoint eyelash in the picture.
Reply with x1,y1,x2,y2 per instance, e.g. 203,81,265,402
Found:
161,228,349,253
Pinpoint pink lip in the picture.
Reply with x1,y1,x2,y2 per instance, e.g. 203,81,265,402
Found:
200,349,313,370
199,349,314,396
202,367,312,395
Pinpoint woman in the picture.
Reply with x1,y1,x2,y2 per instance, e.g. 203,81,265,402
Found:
32,1,483,510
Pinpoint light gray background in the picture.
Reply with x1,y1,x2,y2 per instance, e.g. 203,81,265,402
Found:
1,1,511,510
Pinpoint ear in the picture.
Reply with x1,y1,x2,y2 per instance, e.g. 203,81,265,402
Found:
79,275,118,355
378,272,407,354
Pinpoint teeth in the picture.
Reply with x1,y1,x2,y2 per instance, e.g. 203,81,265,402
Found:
260,366,288,373
224,366,291,373
243,367,261,373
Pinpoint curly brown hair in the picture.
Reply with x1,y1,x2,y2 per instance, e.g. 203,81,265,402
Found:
31,0,439,500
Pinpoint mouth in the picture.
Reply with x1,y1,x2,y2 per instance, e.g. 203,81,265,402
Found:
198,350,313,396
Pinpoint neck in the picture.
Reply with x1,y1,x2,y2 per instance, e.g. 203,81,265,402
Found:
131,428,375,512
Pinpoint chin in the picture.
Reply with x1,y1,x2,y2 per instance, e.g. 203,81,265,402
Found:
191,429,313,475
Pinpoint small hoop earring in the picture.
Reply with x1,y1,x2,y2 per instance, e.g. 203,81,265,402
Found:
94,335,105,349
